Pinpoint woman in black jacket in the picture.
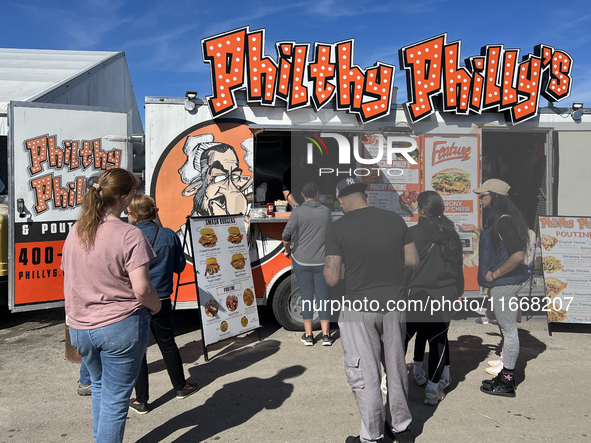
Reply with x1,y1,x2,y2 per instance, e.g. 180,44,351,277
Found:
405,191,464,405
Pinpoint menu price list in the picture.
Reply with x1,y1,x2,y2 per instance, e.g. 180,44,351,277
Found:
189,216,261,346
539,216,591,324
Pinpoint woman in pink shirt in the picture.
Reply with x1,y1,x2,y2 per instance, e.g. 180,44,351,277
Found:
62,168,161,443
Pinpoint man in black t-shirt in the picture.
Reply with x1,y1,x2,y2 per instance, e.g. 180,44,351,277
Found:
324,178,419,443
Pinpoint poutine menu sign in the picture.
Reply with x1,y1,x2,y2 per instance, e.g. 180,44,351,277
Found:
188,215,260,347
539,216,591,324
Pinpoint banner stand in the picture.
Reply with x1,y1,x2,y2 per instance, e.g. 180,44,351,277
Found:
183,215,262,362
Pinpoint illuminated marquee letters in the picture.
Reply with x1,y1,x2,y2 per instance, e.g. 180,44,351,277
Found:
399,34,573,124
202,27,395,123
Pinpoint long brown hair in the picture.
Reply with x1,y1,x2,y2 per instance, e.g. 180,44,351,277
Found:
77,168,140,250
128,194,159,222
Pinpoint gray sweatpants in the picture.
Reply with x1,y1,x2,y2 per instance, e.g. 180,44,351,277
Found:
489,284,523,370
339,309,411,443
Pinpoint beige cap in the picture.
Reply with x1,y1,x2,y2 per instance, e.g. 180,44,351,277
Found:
473,179,510,195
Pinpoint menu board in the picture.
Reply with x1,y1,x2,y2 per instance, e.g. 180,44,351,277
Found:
539,216,591,324
360,133,421,223
188,215,260,346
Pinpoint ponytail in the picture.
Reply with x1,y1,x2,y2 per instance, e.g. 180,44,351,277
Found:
77,168,140,250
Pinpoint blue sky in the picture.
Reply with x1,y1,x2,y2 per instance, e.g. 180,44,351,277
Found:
4,0,591,125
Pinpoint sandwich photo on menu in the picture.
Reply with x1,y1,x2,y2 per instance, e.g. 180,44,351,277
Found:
205,257,220,276
230,253,246,270
431,168,471,195
198,228,218,248
227,226,244,244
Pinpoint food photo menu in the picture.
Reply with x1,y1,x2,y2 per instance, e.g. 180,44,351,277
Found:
188,215,260,347
539,216,591,324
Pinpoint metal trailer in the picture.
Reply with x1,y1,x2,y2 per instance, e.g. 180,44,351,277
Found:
145,91,591,330
0,49,142,312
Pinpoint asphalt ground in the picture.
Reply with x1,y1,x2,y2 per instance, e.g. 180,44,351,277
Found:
1,302,590,443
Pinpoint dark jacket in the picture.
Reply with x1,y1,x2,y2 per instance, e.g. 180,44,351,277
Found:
407,217,464,296
478,212,529,288
136,221,186,298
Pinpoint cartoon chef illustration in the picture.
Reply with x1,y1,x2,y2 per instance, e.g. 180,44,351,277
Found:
179,134,253,216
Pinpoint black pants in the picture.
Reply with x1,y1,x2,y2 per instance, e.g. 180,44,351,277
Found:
405,321,450,384
405,287,454,384
134,299,186,403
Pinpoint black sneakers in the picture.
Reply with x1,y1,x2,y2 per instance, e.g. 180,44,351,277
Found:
480,374,516,397
385,424,415,443
301,333,314,346
129,399,149,415
176,383,199,399
322,334,334,346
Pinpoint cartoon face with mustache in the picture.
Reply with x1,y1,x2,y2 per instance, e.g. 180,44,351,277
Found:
179,135,253,217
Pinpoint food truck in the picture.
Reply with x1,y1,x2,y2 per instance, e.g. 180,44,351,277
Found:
144,27,591,330
0,49,142,312
4,33,591,330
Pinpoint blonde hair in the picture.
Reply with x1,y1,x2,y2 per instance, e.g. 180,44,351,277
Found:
77,168,140,250
128,194,159,222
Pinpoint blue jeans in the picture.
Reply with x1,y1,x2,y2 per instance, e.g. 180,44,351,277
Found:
292,261,330,321
70,309,150,443
79,360,91,385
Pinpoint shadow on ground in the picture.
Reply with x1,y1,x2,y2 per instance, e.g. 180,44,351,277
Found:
136,362,306,442
404,326,547,440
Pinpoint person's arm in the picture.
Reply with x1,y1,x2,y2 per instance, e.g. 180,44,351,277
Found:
283,189,297,208
283,240,291,259
485,251,524,282
457,223,480,237
404,242,420,268
173,233,187,274
323,255,342,287
129,263,161,314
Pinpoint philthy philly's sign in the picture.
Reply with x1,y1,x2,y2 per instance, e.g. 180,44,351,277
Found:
202,27,574,125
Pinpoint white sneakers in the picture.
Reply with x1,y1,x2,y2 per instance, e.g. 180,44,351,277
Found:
486,361,503,376
413,368,427,386
424,384,446,405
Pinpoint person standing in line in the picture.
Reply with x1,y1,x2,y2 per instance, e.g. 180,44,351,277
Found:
282,181,333,346
127,194,198,414
78,360,92,396
323,178,419,443
458,179,530,398
404,191,464,405
62,168,161,443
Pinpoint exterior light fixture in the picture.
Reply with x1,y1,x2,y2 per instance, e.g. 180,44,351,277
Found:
185,91,198,111
572,102,584,121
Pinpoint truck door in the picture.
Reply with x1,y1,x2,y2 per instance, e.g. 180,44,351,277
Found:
8,101,133,312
